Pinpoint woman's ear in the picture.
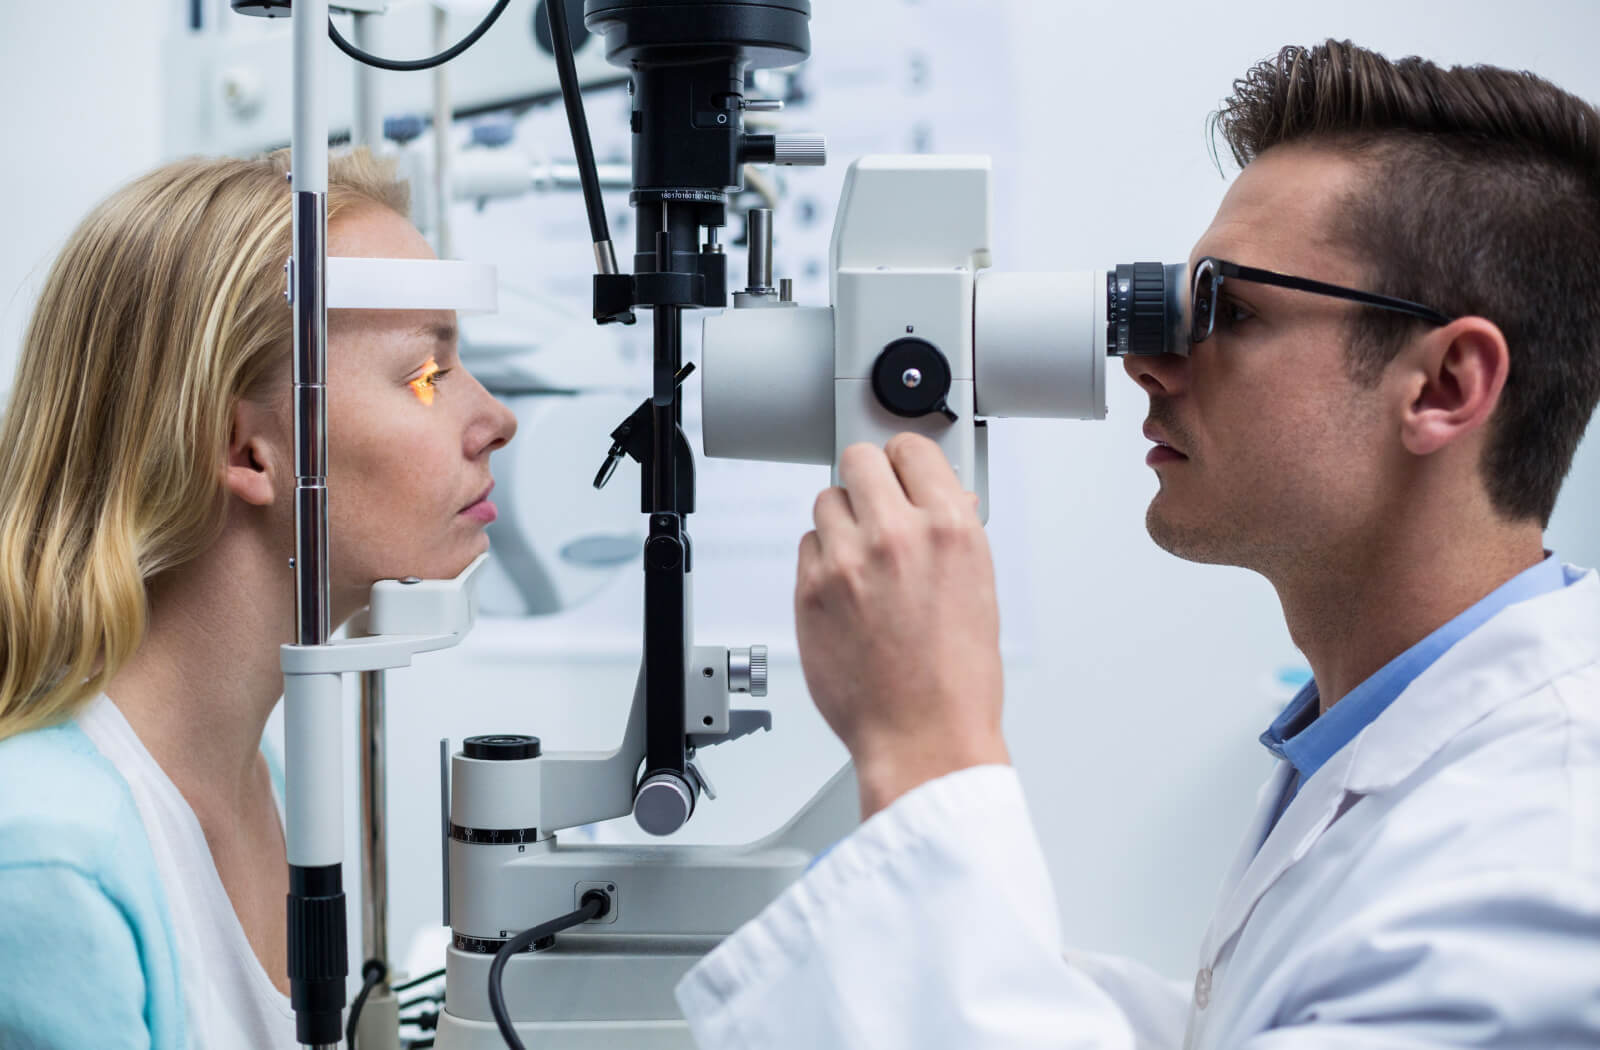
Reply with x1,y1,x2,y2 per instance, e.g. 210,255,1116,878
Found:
1396,316,1510,458
224,397,282,507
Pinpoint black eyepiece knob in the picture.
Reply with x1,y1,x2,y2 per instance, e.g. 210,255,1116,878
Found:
1106,262,1186,357
871,338,957,421
463,734,542,761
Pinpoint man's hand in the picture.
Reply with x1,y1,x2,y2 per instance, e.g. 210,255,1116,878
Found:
796,433,1008,819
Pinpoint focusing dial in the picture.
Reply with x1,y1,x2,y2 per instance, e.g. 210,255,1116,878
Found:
1106,262,1187,357
871,338,958,423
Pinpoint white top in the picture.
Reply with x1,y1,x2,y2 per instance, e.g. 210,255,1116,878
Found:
676,566,1600,1050
78,696,299,1050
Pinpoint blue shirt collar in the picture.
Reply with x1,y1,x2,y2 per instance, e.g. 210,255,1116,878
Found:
1260,553,1570,788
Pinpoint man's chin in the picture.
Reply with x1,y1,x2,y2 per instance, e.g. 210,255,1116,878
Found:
1145,502,1238,566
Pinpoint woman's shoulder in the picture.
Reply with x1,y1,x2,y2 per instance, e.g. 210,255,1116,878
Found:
0,719,146,868
0,719,189,1048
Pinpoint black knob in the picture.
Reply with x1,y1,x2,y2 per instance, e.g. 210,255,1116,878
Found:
871,338,957,422
1106,262,1186,357
463,734,542,761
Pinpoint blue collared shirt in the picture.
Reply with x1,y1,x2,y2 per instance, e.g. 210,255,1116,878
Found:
1260,553,1571,803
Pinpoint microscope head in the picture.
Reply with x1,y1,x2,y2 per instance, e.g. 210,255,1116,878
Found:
700,155,1191,520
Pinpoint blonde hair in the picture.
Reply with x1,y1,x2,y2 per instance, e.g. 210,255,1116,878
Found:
0,148,409,741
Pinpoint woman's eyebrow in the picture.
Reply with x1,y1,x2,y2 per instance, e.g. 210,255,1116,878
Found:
409,322,459,345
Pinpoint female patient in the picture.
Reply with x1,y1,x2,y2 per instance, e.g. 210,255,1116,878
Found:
0,149,515,1048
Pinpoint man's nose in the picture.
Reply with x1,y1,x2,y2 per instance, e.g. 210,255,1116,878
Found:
1123,350,1190,397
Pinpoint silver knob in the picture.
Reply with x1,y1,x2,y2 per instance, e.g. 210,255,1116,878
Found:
634,773,694,836
740,98,785,112
902,368,923,389
772,134,827,166
729,645,769,698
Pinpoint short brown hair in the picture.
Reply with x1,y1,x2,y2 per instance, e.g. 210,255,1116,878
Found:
1215,39,1600,526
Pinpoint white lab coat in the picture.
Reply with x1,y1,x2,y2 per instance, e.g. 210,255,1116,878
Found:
676,565,1600,1048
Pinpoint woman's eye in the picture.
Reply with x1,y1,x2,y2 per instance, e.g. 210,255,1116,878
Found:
408,361,451,405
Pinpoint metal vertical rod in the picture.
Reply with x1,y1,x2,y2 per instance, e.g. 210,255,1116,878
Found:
289,2,344,1047
642,206,688,789
359,670,389,969
349,12,383,150
292,0,329,651
431,5,454,259
650,206,677,511
292,191,329,647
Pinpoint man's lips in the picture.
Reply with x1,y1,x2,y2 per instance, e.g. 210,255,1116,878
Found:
461,481,495,513
1142,422,1188,458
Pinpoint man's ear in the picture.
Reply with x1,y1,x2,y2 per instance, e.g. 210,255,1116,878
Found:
224,397,281,507
1394,316,1510,458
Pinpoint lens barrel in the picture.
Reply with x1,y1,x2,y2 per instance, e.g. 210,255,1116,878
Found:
1106,262,1187,357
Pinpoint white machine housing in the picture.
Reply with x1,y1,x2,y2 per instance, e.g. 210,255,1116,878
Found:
702,154,1112,513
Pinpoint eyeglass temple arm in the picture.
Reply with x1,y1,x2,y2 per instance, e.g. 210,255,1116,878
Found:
1219,261,1453,326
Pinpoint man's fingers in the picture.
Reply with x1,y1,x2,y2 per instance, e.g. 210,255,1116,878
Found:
797,528,822,572
837,442,908,524
885,433,968,511
811,486,856,548
796,529,821,608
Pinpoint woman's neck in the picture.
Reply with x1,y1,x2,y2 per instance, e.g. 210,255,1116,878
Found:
106,527,298,826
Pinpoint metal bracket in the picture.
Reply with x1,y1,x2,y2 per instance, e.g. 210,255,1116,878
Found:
688,709,773,750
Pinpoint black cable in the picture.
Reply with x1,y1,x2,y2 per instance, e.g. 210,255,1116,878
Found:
346,958,387,1050
328,0,511,73
391,966,446,993
489,891,610,1049
544,0,612,249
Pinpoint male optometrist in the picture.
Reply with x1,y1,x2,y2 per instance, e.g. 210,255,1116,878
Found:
674,40,1600,1050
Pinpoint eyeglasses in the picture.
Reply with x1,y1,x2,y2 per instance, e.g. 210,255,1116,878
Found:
1189,256,1454,346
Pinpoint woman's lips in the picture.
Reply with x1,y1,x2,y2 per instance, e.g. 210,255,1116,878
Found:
460,499,498,524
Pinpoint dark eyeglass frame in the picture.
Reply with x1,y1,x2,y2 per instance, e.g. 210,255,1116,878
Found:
1190,256,1454,346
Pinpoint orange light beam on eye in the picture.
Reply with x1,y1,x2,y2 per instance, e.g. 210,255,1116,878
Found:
409,358,440,406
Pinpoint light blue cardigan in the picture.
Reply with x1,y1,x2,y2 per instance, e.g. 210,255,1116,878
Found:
0,718,288,1048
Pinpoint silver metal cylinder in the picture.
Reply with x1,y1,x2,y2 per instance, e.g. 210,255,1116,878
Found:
359,670,388,973
772,133,827,166
747,208,773,292
534,162,632,192
634,772,694,836
728,645,769,697
291,190,329,647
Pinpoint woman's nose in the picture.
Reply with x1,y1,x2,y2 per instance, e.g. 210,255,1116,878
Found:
1123,350,1190,397
468,384,518,457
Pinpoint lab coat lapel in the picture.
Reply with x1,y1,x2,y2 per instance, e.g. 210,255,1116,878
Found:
1198,747,1357,968
1208,763,1290,918
1346,567,1600,795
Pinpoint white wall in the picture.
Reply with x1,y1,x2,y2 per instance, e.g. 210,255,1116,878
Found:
0,1,172,391
3,0,1598,994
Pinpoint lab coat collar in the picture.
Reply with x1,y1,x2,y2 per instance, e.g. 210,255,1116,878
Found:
1345,565,1599,795
1199,566,1598,968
